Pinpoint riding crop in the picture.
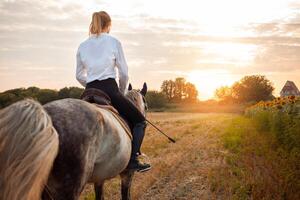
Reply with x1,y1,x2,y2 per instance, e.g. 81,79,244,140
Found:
145,119,176,143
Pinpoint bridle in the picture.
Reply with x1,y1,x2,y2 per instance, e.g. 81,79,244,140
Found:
142,95,148,111
126,90,148,113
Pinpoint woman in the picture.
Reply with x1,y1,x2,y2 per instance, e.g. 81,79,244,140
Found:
76,11,150,172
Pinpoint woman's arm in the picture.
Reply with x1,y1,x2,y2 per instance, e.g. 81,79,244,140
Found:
76,49,87,87
116,41,129,94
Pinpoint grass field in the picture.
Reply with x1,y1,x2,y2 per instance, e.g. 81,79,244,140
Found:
150,103,246,113
81,112,299,200
81,113,235,199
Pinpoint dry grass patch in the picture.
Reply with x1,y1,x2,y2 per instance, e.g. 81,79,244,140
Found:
81,113,234,200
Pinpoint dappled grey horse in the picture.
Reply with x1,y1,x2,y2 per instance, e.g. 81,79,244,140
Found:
43,84,148,200
0,84,148,200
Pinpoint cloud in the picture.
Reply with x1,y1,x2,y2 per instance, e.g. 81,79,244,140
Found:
0,0,91,83
0,0,299,95
238,10,300,73
248,23,300,36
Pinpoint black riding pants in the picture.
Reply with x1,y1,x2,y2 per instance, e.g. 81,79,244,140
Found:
86,79,145,128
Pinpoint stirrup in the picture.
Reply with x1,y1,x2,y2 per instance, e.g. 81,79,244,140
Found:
137,164,151,173
137,153,151,172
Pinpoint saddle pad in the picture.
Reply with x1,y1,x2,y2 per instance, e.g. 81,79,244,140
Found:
94,104,133,140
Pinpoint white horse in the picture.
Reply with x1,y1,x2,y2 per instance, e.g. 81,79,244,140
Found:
0,84,148,200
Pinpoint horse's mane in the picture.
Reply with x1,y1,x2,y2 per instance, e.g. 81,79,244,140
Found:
126,90,140,101
0,99,58,200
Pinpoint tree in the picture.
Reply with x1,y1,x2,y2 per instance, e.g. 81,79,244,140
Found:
68,87,84,98
232,75,274,103
161,80,175,102
160,77,198,103
215,86,234,103
36,89,59,104
0,93,18,108
0,88,32,108
58,87,84,99
0,86,85,108
145,91,168,109
185,82,198,102
173,77,186,101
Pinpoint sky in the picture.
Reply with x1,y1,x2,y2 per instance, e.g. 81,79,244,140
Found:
0,0,300,100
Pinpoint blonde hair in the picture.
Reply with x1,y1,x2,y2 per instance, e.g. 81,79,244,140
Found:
0,99,59,200
89,11,111,36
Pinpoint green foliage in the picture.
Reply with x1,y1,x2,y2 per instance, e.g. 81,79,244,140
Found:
232,75,274,103
215,75,275,104
215,86,234,104
161,77,198,103
252,110,271,132
0,92,19,108
0,86,84,108
0,88,36,108
145,90,168,109
222,117,249,153
241,97,300,198
58,87,84,99
215,115,300,199
37,89,59,104
245,96,300,152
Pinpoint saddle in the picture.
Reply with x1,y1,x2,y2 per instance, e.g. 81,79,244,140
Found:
81,88,132,140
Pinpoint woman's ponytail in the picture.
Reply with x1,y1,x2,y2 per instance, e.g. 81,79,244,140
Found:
89,11,111,36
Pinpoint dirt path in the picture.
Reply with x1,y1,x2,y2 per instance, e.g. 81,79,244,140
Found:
81,113,234,200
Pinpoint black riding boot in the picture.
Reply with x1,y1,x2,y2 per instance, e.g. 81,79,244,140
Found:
127,121,151,172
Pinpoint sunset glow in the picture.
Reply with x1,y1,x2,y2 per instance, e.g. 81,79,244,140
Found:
187,70,236,99
0,0,300,99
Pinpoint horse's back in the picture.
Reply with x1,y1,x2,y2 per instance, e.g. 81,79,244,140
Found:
44,99,103,160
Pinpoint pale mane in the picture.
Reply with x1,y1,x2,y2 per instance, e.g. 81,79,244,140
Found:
0,99,58,200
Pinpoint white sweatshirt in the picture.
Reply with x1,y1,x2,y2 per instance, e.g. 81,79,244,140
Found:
76,33,129,94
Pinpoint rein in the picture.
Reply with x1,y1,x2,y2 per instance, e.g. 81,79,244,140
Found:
44,184,54,200
146,119,176,143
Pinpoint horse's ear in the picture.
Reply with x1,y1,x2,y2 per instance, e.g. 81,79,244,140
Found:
128,83,132,91
141,82,147,96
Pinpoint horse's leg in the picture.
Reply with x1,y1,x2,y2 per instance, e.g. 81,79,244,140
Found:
94,182,104,200
120,170,135,200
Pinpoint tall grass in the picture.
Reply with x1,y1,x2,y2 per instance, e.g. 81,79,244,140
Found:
245,96,300,152
210,97,300,199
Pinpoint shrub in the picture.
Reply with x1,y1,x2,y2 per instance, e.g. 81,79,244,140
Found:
145,91,168,109
245,96,300,152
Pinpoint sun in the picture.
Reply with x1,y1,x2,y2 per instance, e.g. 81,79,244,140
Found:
187,70,236,100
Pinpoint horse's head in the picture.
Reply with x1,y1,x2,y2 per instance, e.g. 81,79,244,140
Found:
126,83,148,116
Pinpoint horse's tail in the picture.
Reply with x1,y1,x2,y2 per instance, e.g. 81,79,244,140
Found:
0,99,59,200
